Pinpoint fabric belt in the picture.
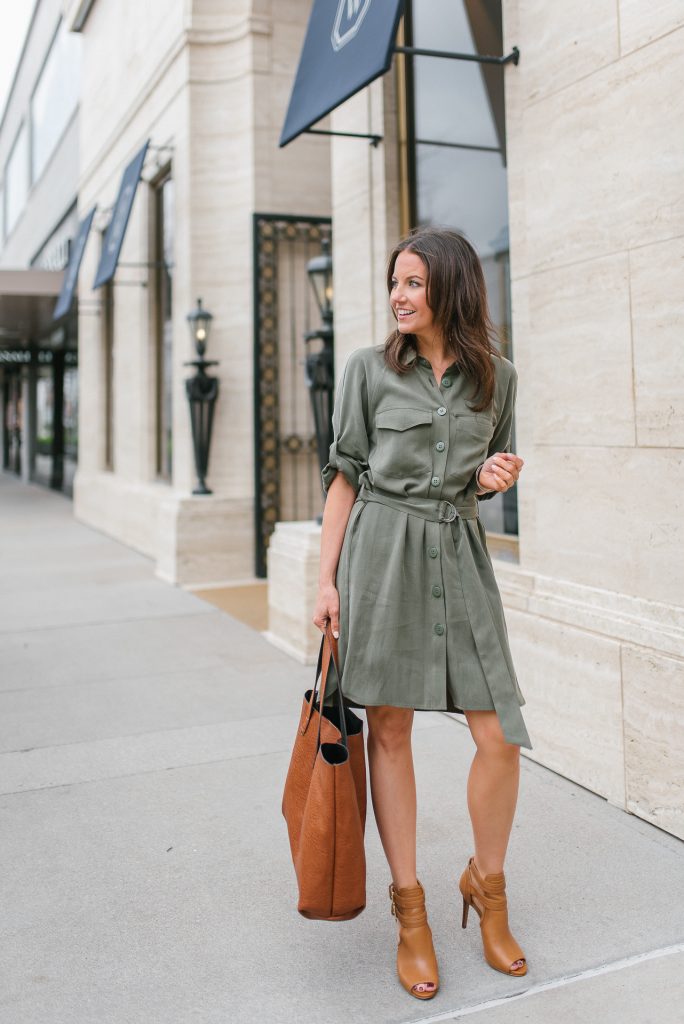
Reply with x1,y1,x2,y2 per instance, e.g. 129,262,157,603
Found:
357,485,479,522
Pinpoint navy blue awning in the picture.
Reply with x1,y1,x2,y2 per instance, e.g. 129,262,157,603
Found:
53,206,96,320
280,0,404,147
93,140,149,289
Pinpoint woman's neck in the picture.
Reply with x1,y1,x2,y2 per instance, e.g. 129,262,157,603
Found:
414,330,450,368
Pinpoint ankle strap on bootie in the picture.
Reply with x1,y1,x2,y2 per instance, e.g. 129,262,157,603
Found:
467,858,508,911
389,881,428,928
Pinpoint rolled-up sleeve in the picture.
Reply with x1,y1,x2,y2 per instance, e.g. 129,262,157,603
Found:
476,363,517,503
321,350,371,495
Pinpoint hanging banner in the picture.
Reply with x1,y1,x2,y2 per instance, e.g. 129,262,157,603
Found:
53,206,96,320
92,139,150,289
280,0,404,147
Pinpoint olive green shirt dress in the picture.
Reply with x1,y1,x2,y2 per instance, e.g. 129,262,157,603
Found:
321,343,532,750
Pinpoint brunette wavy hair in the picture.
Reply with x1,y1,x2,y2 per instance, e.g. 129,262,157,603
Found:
384,228,500,412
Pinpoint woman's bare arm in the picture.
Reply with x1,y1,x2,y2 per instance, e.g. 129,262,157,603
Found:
312,472,358,637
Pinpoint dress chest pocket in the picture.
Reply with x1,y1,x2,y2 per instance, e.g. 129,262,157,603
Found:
456,412,494,441
443,413,494,481
372,407,433,480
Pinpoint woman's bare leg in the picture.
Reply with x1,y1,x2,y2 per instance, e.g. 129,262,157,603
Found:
366,705,436,996
463,709,524,971
366,706,417,887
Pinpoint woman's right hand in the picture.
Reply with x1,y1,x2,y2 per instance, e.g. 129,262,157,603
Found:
312,583,340,638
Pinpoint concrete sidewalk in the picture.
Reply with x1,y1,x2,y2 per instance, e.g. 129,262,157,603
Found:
1,473,682,1024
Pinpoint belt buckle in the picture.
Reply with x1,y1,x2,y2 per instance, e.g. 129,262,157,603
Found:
440,500,458,523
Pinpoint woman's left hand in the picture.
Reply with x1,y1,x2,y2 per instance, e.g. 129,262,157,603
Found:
478,452,524,493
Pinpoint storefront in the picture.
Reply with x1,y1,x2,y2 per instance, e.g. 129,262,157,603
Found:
0,269,77,495
0,0,81,496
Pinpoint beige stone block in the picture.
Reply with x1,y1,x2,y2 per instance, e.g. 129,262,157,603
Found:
522,254,634,446
519,29,684,273
619,0,684,55
520,446,684,607
266,520,323,665
74,472,165,559
74,474,254,585
630,236,684,447
157,494,254,585
498,562,684,662
508,0,618,105
506,608,625,804
622,645,684,839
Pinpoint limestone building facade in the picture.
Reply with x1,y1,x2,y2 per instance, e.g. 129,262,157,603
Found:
1,1,681,840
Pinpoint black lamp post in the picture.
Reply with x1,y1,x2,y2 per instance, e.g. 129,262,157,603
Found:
184,298,219,495
304,237,334,493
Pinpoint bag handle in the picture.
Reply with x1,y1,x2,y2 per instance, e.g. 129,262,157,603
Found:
301,624,349,752
300,641,324,736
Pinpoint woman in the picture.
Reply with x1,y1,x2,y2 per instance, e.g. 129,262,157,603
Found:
312,228,530,1001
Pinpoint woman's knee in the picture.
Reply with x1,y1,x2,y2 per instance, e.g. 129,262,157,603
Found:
366,706,414,752
466,710,520,760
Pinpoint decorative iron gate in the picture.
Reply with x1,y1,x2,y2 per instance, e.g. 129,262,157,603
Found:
253,214,333,578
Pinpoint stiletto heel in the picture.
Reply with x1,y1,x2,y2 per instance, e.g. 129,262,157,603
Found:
389,880,440,1000
458,856,527,976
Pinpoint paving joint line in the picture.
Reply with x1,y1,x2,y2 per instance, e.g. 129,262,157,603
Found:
0,746,296,798
405,942,684,1023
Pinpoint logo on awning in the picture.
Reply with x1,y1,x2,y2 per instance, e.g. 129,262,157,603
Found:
331,0,373,52
279,0,403,147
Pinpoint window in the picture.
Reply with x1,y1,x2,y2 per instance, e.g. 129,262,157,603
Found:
406,0,517,540
103,278,115,470
31,20,81,183
5,122,29,236
154,174,174,480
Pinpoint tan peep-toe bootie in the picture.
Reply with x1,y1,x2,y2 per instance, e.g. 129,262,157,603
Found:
388,880,440,1000
459,857,527,976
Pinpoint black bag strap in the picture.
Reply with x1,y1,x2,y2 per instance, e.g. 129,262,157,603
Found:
314,624,349,753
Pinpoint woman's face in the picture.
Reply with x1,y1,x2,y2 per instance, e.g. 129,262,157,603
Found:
390,250,434,337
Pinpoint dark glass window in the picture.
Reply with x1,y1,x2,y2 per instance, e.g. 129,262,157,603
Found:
407,0,517,539
103,276,115,471
154,174,174,481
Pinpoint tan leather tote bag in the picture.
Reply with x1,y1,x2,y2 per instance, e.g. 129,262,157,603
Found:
282,623,367,921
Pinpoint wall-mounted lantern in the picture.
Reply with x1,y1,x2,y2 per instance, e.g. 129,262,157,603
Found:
184,298,219,495
304,237,334,493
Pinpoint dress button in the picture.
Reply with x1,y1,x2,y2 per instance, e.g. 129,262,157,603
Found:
434,623,445,636
431,476,441,487
432,585,442,598
437,406,447,416
428,546,439,558
435,441,445,452
442,378,452,388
